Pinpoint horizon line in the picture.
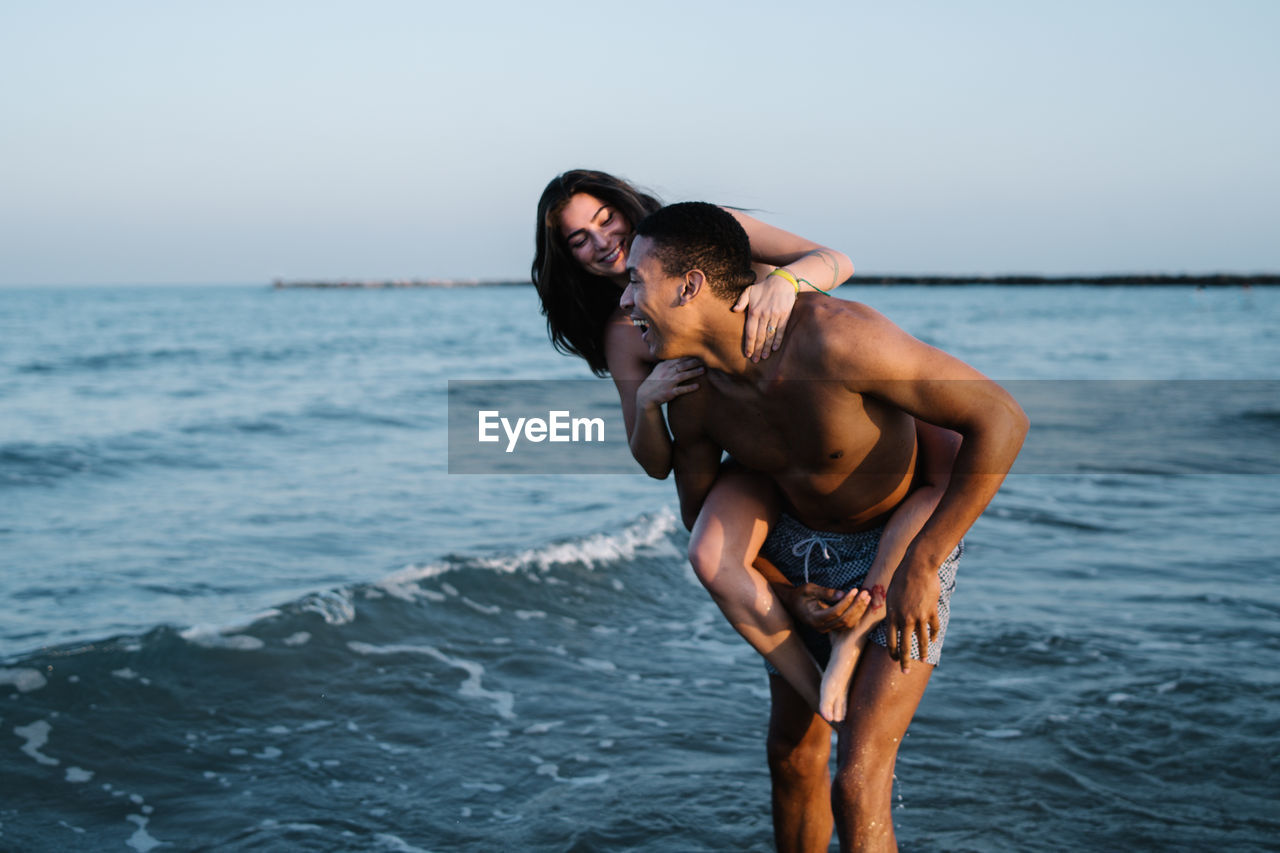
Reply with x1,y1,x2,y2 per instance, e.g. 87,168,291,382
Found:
4,272,1279,289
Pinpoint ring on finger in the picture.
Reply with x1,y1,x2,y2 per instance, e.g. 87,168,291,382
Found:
766,325,776,334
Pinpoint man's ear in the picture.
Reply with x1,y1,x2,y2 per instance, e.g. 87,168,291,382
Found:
678,270,705,305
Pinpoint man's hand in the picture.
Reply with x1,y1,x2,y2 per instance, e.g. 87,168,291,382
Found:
775,583,873,634
884,563,941,673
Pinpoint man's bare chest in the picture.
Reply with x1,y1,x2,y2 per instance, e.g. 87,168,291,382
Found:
700,380,889,477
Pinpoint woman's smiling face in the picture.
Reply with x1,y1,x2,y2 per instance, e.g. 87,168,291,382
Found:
558,192,632,280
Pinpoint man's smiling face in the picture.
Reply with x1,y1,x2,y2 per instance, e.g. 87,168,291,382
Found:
621,235,679,359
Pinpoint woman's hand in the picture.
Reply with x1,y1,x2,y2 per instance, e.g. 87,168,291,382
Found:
635,357,704,410
732,272,797,362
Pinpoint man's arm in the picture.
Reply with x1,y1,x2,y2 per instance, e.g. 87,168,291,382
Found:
827,302,1029,670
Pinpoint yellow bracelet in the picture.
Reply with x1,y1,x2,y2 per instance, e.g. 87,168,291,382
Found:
767,268,800,293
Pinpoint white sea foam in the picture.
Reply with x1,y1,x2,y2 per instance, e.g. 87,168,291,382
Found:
376,509,680,593
297,720,334,732
535,763,609,786
461,597,500,615
347,642,515,719
462,782,505,793
523,721,563,735
65,766,94,783
633,716,669,728
375,571,445,602
374,833,433,853
261,818,323,832
112,668,140,680
300,590,356,625
974,728,1023,739
15,719,59,766
579,658,617,673
124,814,162,852
0,668,47,693
283,632,311,647
179,626,265,651
514,610,546,620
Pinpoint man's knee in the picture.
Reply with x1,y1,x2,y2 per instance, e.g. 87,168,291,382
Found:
767,723,829,782
831,746,894,811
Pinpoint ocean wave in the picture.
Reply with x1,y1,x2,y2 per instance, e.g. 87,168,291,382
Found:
3,509,684,674
0,507,701,848
9,343,326,378
0,436,220,487
14,347,206,375
375,507,681,595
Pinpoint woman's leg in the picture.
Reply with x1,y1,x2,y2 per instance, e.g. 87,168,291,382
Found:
687,465,823,712
819,626,862,724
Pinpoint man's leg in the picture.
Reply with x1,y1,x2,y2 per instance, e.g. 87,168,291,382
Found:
768,673,834,853
831,645,933,853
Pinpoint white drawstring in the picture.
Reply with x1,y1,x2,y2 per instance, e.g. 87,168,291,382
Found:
791,535,840,585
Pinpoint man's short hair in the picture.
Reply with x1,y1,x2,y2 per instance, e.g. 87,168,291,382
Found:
634,202,756,301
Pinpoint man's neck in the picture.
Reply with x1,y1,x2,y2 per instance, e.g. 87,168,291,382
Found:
688,304,764,377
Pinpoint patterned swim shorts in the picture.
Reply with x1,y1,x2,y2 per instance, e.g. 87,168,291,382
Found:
758,513,962,669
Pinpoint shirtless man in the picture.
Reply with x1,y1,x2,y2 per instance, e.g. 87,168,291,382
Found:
620,203,1028,853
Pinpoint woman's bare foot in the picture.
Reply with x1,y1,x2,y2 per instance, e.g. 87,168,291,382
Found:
820,629,862,722
818,585,887,722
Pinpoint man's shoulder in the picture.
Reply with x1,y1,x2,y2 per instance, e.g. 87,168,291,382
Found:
789,296,897,366
793,294,883,324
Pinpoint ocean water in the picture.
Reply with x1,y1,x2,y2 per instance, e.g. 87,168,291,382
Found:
1,283,1278,852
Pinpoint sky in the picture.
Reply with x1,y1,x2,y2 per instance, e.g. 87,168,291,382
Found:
2,0,1278,285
